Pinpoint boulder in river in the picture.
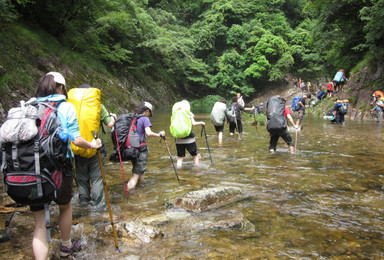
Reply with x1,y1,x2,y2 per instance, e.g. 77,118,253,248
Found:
172,186,246,212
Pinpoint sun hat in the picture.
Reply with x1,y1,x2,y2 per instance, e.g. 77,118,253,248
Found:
47,72,66,86
144,101,153,116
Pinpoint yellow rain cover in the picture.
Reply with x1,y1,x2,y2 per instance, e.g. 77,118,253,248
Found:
67,88,101,158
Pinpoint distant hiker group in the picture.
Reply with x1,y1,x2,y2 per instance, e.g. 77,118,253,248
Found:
210,93,255,142
313,69,348,100
292,69,352,125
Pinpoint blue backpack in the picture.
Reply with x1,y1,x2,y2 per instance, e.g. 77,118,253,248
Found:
317,91,326,99
291,97,300,112
333,71,344,82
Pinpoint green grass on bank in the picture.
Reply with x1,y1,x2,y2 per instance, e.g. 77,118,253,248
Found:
0,23,129,113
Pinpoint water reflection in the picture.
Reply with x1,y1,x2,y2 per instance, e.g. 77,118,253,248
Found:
1,110,384,259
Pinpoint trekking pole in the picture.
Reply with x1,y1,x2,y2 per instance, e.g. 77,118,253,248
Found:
294,128,298,154
252,104,258,131
201,126,213,165
160,136,180,183
114,129,129,200
0,209,16,242
93,131,120,252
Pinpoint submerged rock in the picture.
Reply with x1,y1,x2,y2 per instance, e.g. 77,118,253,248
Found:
140,214,171,226
141,209,191,226
188,210,255,232
123,220,164,243
172,186,245,212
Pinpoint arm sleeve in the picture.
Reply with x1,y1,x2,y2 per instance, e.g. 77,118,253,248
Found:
143,117,152,129
58,102,81,138
100,104,112,125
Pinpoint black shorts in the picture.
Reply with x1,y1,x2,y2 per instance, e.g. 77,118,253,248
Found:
30,175,74,212
214,125,224,132
176,142,198,157
30,159,74,212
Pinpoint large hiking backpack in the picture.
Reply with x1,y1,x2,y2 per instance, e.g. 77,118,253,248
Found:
210,102,227,126
226,104,236,123
170,102,192,139
266,96,287,134
109,113,145,161
0,98,69,242
333,71,344,82
291,96,300,112
317,91,326,100
67,88,101,158
338,100,349,115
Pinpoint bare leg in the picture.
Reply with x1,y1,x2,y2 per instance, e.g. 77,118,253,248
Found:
193,155,200,166
127,173,141,191
218,132,223,144
176,157,184,169
58,204,72,242
32,210,49,260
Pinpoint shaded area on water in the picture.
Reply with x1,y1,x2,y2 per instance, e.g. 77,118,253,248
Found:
1,110,384,259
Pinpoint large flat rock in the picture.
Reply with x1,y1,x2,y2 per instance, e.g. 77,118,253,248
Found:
172,186,246,212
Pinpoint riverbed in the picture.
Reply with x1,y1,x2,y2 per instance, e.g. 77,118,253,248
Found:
1,109,383,259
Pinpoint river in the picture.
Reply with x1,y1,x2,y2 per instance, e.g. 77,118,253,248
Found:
1,108,384,259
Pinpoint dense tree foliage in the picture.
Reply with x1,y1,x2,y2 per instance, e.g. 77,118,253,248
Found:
0,0,383,99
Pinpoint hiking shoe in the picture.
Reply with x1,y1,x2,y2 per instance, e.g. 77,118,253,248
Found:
59,239,82,257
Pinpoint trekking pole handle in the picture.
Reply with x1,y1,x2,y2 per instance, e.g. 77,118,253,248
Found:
92,131,98,150
92,131,102,150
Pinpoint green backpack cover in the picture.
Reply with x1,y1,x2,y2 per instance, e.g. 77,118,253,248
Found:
170,109,192,138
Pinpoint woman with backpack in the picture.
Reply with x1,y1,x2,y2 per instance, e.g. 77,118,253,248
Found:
331,100,349,124
210,98,227,143
227,96,255,137
170,100,205,168
126,102,166,191
32,72,102,259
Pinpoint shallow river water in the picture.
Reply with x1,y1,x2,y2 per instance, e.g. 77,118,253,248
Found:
1,108,384,259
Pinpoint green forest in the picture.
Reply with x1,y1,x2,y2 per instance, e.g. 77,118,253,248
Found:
0,0,383,105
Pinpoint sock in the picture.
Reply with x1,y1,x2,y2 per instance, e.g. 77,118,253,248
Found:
61,239,72,248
